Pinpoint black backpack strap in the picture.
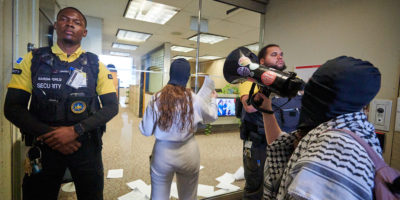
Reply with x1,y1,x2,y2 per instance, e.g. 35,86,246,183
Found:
83,51,100,89
31,47,53,77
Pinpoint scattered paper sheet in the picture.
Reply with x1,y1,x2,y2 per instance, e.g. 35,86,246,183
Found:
200,165,204,170
170,182,179,199
197,184,215,197
216,172,235,184
216,182,240,191
107,169,123,178
61,182,75,192
118,190,148,200
234,166,244,180
126,179,151,198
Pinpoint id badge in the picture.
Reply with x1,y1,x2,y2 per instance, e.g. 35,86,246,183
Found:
66,69,87,89
244,140,252,149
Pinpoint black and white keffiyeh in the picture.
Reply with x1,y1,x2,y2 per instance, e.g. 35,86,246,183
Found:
264,112,382,200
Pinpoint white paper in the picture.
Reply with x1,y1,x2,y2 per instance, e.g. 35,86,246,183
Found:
197,76,215,102
197,184,215,197
234,166,245,180
170,182,179,199
107,169,123,178
126,179,151,198
200,165,204,170
216,172,235,184
118,190,148,200
216,182,240,191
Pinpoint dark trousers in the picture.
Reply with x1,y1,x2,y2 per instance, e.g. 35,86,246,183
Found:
243,140,267,200
22,137,104,200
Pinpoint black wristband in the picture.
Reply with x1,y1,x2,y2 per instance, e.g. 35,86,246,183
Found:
74,123,85,136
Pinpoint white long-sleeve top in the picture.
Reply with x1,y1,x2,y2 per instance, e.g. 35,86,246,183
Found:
139,92,218,142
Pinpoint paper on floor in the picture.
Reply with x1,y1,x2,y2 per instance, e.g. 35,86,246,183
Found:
200,165,204,170
118,190,148,200
170,182,179,199
107,169,123,178
234,166,244,180
216,182,240,191
126,179,151,198
61,182,75,192
197,184,215,197
216,172,235,184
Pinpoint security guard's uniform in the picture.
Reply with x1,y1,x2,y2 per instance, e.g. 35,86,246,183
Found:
6,44,117,200
239,81,301,200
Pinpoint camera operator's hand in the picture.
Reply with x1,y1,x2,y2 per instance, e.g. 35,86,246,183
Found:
240,95,258,113
254,92,272,111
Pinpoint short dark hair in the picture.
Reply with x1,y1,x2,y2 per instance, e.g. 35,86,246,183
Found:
56,7,87,27
257,44,280,60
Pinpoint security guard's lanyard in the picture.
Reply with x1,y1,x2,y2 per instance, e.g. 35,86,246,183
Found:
66,67,87,89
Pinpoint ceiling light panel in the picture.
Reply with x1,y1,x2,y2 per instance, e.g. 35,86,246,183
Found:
188,33,228,44
110,51,131,57
199,56,222,60
245,43,259,52
124,0,179,25
173,56,193,60
112,42,138,50
116,29,152,42
171,46,195,53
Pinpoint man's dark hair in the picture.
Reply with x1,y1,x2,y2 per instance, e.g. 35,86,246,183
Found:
257,44,280,60
56,7,87,27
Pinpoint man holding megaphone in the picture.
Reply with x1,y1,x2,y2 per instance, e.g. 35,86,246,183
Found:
233,44,303,200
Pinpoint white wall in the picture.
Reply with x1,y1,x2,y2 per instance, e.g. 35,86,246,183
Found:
263,0,400,165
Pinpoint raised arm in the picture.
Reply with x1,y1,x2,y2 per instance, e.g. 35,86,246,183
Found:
255,93,283,145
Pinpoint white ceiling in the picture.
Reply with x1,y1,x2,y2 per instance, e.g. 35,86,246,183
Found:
56,0,262,59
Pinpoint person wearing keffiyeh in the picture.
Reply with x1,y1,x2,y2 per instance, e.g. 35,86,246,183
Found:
256,56,382,200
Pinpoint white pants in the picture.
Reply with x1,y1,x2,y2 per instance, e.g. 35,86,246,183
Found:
150,136,200,200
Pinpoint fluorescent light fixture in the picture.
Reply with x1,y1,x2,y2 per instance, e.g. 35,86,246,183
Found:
171,45,195,53
112,42,138,50
116,29,152,42
199,56,222,60
245,43,259,52
173,56,193,60
188,33,228,44
110,51,130,57
124,0,179,24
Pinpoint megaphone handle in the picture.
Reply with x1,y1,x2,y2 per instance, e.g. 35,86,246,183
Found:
249,89,274,114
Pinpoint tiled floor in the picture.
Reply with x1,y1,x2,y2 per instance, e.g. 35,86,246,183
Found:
58,99,245,199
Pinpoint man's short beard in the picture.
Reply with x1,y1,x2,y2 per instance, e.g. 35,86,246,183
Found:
267,64,287,71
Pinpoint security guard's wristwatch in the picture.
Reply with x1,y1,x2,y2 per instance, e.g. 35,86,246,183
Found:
74,123,85,137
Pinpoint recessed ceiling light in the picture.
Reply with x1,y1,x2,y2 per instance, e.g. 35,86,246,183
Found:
112,42,138,50
110,51,130,57
124,0,179,25
244,43,259,52
173,56,194,60
116,29,152,42
171,46,195,53
188,33,228,44
199,55,222,60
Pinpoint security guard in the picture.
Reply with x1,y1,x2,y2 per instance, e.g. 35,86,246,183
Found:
239,44,301,200
4,7,118,200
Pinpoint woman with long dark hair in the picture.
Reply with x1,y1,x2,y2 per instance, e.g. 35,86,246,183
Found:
139,58,218,200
